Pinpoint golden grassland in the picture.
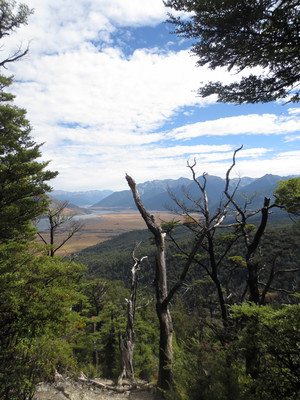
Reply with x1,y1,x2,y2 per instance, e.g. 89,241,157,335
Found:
37,211,175,255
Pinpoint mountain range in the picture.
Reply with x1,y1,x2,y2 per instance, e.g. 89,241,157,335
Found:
49,189,113,206
92,174,297,211
50,174,297,212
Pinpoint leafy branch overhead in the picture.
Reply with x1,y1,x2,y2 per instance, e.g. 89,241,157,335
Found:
165,0,300,103
0,0,34,68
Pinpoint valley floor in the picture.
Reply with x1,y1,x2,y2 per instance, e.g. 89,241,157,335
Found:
37,211,174,254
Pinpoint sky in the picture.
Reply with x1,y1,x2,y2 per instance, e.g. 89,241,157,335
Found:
4,0,300,191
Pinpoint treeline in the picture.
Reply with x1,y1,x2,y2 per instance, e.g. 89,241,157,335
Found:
72,218,300,399
75,222,299,299
1,1,300,399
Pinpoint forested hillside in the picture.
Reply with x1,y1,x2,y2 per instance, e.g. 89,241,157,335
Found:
75,223,300,296
1,1,300,400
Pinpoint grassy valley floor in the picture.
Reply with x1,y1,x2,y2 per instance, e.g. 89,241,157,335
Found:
37,211,175,255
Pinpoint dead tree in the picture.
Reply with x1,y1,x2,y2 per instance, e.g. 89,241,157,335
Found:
37,200,83,257
118,246,147,385
165,153,244,338
223,148,279,304
126,174,205,393
126,149,293,388
168,146,285,315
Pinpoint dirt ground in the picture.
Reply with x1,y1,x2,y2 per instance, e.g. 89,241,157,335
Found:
34,379,155,400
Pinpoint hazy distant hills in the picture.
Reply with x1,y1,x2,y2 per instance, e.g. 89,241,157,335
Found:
49,189,113,206
91,174,297,211
48,174,297,211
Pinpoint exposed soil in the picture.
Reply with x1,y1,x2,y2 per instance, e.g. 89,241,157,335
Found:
33,377,155,400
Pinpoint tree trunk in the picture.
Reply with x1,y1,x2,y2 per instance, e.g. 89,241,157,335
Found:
118,248,147,385
118,335,135,384
246,260,260,303
156,304,173,391
246,197,270,304
155,233,174,391
126,174,174,393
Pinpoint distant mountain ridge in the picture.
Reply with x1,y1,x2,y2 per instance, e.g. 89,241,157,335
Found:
91,174,298,211
49,189,113,206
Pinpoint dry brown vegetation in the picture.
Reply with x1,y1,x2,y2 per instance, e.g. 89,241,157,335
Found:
37,211,175,255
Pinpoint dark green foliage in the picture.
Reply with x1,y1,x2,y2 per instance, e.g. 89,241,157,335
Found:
273,178,300,218
168,301,300,400
0,75,57,241
76,223,299,306
75,227,195,287
74,217,299,395
165,0,300,103
0,241,85,399
169,298,240,400
232,303,300,400
132,300,159,381
74,278,158,380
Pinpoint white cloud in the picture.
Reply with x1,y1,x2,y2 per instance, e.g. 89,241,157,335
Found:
288,107,300,115
40,141,277,191
230,150,300,179
1,0,299,191
168,113,300,140
11,47,222,150
285,135,300,142
4,0,168,59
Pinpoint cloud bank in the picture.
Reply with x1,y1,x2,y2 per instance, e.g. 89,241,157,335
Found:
3,0,299,190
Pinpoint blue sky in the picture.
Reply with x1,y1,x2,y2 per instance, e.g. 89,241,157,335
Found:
5,0,300,191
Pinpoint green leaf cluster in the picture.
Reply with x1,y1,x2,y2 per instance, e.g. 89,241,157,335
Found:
165,0,300,103
0,75,57,242
273,178,300,218
0,241,85,398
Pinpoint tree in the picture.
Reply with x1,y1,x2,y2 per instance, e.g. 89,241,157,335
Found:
75,279,129,379
232,303,300,400
37,200,83,257
0,75,57,242
273,177,300,218
167,159,241,337
0,0,33,68
0,241,85,399
173,147,281,306
126,174,208,393
165,148,299,385
165,0,300,103
118,246,148,385
126,174,175,393
223,148,280,305
166,147,278,329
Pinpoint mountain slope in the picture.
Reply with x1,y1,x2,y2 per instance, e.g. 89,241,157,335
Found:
92,174,296,211
92,177,191,209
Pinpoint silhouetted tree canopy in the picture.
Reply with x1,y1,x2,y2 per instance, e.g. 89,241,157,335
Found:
165,0,300,103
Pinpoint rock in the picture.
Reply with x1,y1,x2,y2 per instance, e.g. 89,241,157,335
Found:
33,379,155,400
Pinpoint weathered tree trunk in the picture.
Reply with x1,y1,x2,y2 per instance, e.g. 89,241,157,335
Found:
126,174,174,393
118,335,135,384
118,249,147,385
154,232,174,391
156,304,173,391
